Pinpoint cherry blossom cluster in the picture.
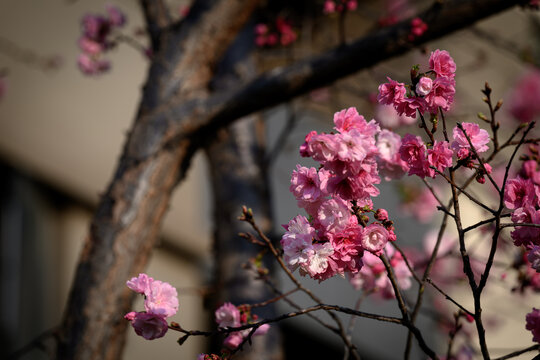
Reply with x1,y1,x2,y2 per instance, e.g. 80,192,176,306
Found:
378,49,456,117
254,17,297,48
503,158,540,273
214,302,269,350
323,0,358,14
124,273,179,340
77,5,126,75
281,107,401,283
349,243,412,299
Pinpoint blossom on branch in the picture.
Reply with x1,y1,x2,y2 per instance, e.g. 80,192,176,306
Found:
125,273,178,340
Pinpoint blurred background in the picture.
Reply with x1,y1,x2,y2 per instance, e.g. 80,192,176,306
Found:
1,0,539,359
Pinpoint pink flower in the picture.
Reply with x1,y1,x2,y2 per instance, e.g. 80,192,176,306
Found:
424,76,455,113
377,77,406,106
394,96,426,118
281,215,316,271
416,76,433,96
255,323,270,335
377,130,409,180
223,332,244,349
511,206,540,247
290,165,323,203
317,198,352,233
429,49,456,79
347,0,358,11
126,312,168,340
526,308,540,343
528,245,540,273
77,53,110,75
409,17,427,39
451,123,490,159
399,134,429,178
78,37,103,55
426,141,453,177
215,302,241,328
307,133,338,163
127,273,153,294
504,178,536,210
304,242,335,279
507,68,540,123
144,280,179,318
106,5,126,27
255,24,268,35
333,107,368,134
299,130,317,157
82,14,109,42
323,0,336,13
361,223,389,254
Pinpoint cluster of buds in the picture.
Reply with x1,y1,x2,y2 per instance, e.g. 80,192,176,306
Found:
408,17,427,40
254,17,297,48
323,0,358,14
77,5,126,75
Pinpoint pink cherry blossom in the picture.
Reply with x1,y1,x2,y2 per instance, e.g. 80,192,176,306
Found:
215,302,241,328
426,141,453,177
78,37,103,55
333,107,367,133
347,1,358,11
303,242,335,279
526,308,540,343
317,198,352,233
504,178,537,210
424,76,455,113
416,76,433,96
223,332,244,349
307,133,339,163
399,133,429,178
429,49,456,79
126,312,168,340
126,273,153,294
362,223,389,254
394,96,426,118
377,130,409,180
281,215,316,271
255,323,270,335
290,165,323,204
377,77,406,106
409,17,428,39
511,206,540,247
323,0,336,13
77,53,110,75
144,280,179,318
451,123,490,159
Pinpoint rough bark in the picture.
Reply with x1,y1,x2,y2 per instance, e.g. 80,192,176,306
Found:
56,1,259,359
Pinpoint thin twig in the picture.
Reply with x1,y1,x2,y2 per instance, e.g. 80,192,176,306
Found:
426,278,473,316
